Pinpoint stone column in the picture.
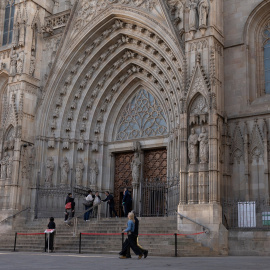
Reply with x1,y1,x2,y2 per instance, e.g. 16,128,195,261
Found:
179,113,188,204
198,163,209,203
188,164,198,204
5,138,21,210
209,111,219,203
263,120,269,200
243,122,250,200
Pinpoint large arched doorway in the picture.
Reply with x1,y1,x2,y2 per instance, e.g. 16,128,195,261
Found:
113,88,168,216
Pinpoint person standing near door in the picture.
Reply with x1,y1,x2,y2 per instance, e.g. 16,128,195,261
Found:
102,191,118,218
122,187,132,217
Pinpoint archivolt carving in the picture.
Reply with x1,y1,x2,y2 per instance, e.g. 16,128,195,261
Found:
116,89,167,140
250,122,264,162
186,54,210,109
49,18,182,138
189,94,208,125
231,124,244,164
74,0,158,34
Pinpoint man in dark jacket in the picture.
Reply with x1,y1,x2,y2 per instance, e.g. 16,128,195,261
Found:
102,191,118,218
122,187,132,217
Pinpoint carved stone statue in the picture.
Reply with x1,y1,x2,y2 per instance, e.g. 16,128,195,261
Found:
131,152,141,184
0,152,8,179
189,0,198,31
133,141,141,152
75,158,84,186
174,1,184,30
89,160,99,186
198,0,209,28
92,135,99,152
61,157,70,184
67,110,73,120
7,155,13,178
188,128,199,164
17,51,25,74
29,50,36,76
198,127,209,163
10,49,18,76
45,157,54,183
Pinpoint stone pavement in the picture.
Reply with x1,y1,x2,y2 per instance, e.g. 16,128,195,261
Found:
0,252,269,270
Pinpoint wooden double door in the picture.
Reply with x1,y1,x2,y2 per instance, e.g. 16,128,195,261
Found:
114,148,167,217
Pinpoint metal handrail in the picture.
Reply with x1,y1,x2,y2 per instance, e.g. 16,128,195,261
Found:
176,211,210,234
68,202,103,236
0,207,31,225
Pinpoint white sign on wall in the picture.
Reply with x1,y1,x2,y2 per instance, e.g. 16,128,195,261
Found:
238,201,256,228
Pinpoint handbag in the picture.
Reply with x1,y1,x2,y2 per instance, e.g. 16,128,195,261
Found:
65,202,72,209
83,199,93,207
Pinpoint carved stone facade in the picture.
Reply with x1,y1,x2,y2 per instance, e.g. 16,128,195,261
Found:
0,0,270,255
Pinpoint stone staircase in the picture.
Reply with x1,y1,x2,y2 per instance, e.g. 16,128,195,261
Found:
0,216,218,257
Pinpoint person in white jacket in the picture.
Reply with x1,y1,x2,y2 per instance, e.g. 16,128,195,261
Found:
84,190,93,221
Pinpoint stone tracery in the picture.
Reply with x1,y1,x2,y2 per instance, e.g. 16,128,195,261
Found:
116,89,168,140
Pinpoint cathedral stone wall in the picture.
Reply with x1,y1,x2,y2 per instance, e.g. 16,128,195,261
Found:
0,0,269,255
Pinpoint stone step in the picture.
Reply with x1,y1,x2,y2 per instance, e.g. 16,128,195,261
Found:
0,215,217,257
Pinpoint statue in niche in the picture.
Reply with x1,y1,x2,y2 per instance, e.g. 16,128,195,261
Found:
89,160,99,186
45,157,55,183
78,134,84,151
189,0,198,31
71,100,77,109
75,158,84,186
17,50,25,74
53,107,60,118
61,157,70,184
82,110,89,120
29,50,36,76
80,122,86,132
198,0,209,28
188,128,199,164
0,152,8,179
67,110,73,120
56,96,62,106
198,127,209,163
175,1,184,30
92,135,99,152
7,155,13,178
133,141,141,152
10,49,18,76
131,152,141,184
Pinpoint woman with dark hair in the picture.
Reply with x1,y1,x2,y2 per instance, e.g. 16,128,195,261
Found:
64,193,75,226
84,190,94,221
45,217,56,252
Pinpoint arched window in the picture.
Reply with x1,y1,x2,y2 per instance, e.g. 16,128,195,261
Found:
2,0,15,46
263,22,270,94
116,89,168,141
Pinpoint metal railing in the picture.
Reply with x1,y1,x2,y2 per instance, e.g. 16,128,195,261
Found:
68,202,103,236
140,177,179,217
176,211,210,234
222,200,270,230
0,207,31,225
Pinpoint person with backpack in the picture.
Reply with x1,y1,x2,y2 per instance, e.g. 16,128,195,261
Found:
64,193,75,226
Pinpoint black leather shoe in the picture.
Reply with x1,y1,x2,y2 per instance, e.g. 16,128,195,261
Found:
126,255,132,258
144,250,148,258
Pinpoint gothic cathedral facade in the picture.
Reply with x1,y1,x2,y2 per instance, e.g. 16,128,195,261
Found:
0,0,270,254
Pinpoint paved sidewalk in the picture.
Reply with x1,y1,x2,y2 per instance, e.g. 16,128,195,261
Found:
0,252,269,270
